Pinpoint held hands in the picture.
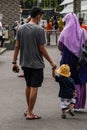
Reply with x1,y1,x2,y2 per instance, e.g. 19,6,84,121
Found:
51,62,57,70
51,62,57,78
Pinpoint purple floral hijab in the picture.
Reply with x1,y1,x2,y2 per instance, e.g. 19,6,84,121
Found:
58,13,87,57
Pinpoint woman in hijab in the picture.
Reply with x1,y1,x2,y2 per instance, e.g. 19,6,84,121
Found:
57,13,87,111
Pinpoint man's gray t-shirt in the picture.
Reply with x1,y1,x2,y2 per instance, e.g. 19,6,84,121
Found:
16,23,46,69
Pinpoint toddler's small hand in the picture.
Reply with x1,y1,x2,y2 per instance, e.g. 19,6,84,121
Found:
73,91,77,98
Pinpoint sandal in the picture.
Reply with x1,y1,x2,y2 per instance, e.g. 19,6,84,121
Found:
26,114,41,120
61,114,66,119
24,111,37,117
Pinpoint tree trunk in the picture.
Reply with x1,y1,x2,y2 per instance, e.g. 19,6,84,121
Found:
73,0,81,16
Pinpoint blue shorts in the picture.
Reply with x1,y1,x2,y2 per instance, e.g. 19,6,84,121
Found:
22,67,44,87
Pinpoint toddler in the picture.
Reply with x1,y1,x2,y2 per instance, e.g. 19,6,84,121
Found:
53,64,76,119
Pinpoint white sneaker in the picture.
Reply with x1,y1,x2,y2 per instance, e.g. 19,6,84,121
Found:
74,109,80,112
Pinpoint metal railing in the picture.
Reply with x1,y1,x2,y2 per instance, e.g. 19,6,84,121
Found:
45,30,59,46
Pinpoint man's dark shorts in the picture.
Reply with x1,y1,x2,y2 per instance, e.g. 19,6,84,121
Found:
22,67,44,87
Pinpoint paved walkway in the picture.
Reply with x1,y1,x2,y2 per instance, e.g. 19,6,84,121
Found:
0,46,87,130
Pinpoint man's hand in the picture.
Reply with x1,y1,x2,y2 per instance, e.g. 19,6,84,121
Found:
12,64,20,73
51,62,57,70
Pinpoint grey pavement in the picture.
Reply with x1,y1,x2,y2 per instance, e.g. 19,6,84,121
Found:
0,46,87,130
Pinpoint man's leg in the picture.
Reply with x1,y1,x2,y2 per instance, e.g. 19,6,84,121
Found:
27,87,38,117
25,86,30,109
24,68,43,119
24,86,30,116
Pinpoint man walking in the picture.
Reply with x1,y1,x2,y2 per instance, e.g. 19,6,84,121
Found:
12,7,56,120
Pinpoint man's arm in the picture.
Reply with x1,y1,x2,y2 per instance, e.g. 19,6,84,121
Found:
39,44,56,69
13,40,20,62
12,40,20,73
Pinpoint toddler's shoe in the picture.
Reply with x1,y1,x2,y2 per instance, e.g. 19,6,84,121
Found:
74,108,80,112
69,110,75,116
61,114,66,119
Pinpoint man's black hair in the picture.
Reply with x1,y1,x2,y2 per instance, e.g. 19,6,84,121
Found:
30,6,44,18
